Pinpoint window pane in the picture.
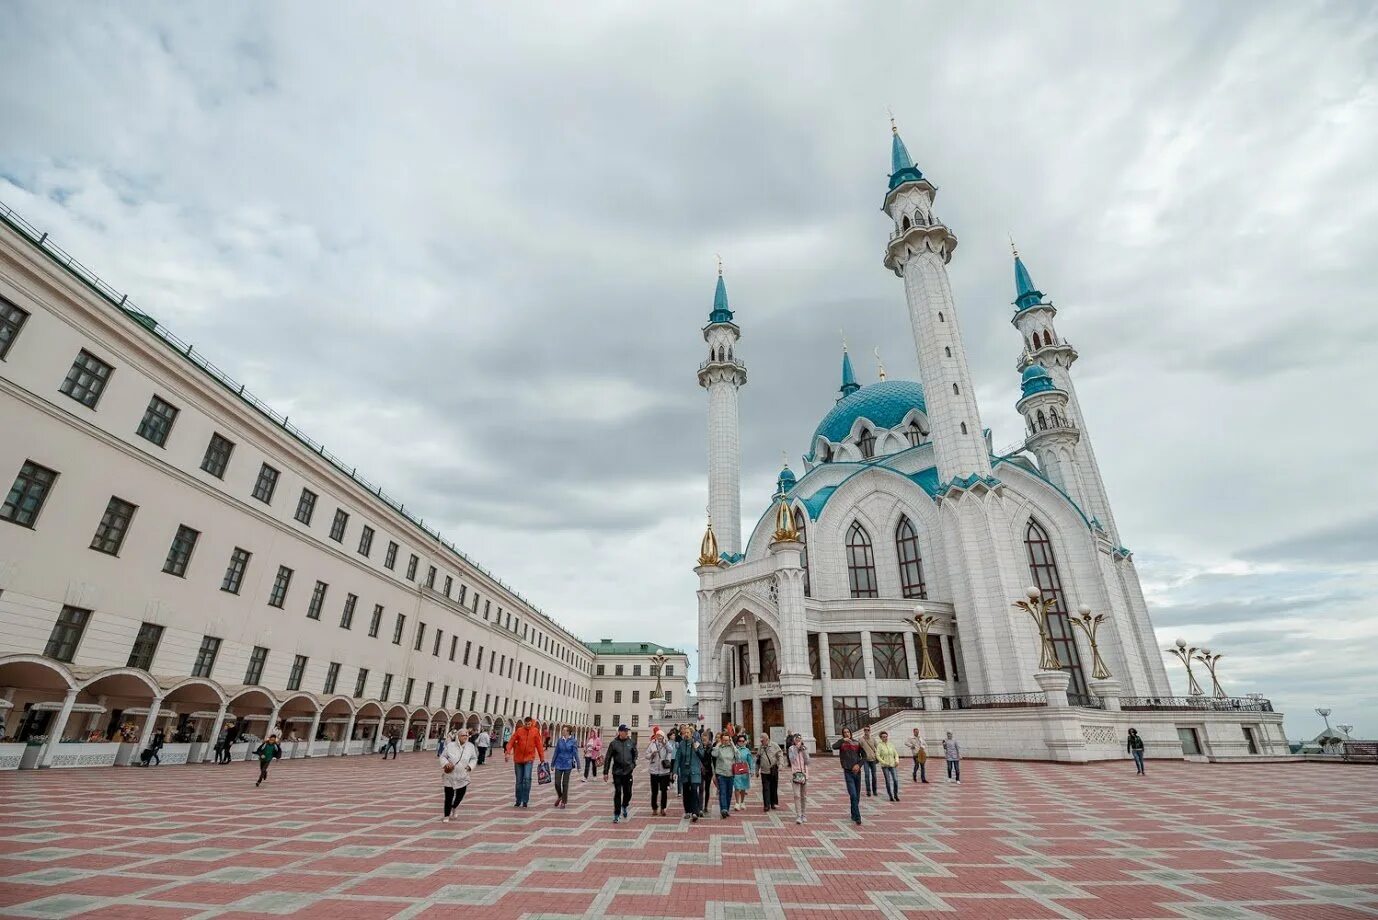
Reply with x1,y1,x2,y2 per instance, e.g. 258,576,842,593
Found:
192,636,221,678
1025,519,1088,697
295,488,317,525
330,508,348,542
127,622,164,670
162,524,200,577
201,434,234,478
90,496,137,555
44,606,92,662
268,565,293,608
252,464,279,504
221,547,251,593
1,460,59,528
846,522,878,598
135,395,179,446
0,297,29,360
59,349,114,408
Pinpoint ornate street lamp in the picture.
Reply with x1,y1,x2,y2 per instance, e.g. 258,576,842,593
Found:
910,605,940,681
1315,707,1333,733
1193,648,1226,699
1166,638,1204,696
1338,723,1354,737
1012,586,1063,672
650,649,668,700
1068,605,1113,680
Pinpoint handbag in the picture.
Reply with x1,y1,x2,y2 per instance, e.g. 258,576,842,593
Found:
792,771,807,785
537,761,552,785
731,761,749,776
443,761,455,774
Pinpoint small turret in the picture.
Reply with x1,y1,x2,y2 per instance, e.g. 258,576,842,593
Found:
840,345,860,398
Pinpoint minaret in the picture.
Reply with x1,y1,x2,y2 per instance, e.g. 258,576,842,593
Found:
881,122,992,482
839,342,860,397
1009,246,1119,540
697,265,747,557
1015,364,1081,497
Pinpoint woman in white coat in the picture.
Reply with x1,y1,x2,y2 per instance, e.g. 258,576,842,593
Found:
441,729,479,822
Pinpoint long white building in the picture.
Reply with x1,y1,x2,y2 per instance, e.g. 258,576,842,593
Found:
0,203,670,769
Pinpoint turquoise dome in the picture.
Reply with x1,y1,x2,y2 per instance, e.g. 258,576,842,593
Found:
1020,364,1058,396
776,464,797,494
812,379,927,447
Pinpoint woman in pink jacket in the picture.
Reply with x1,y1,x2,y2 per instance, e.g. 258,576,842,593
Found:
583,731,603,780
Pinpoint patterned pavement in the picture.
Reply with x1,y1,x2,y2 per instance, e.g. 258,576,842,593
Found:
0,754,1375,919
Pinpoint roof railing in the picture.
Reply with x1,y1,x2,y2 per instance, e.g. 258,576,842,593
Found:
0,198,577,639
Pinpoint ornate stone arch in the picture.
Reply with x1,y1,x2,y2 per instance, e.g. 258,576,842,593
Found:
77,666,160,697
0,654,78,691
705,590,783,653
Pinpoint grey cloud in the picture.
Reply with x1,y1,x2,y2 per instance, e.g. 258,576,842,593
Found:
1242,514,1378,566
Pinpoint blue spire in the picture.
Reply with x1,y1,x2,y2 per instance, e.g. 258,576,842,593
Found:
887,120,925,191
1012,246,1045,311
840,348,860,397
708,270,733,324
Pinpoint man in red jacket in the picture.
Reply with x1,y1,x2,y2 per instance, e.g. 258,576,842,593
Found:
505,716,545,808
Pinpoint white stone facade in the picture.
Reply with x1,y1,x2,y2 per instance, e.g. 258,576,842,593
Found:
0,208,600,763
586,641,690,744
694,132,1281,761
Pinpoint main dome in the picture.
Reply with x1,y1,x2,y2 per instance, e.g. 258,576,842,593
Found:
812,379,928,446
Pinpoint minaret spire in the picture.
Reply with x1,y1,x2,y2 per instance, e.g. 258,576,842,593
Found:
839,338,860,397
698,264,747,557
881,119,991,481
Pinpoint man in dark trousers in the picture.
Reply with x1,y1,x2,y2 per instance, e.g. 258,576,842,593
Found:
603,723,638,824
254,733,283,787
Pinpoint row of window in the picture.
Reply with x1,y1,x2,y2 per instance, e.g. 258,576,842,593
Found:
592,688,673,704
1,301,588,674
3,455,589,680
590,662,675,678
836,516,928,600
40,606,590,723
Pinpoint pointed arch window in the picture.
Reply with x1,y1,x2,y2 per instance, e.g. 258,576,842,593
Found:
895,516,927,599
857,428,876,459
1024,519,1088,697
905,421,923,447
793,507,810,597
846,522,879,598
1037,410,1047,430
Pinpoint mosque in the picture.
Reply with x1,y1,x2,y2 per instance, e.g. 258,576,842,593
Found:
691,125,1283,760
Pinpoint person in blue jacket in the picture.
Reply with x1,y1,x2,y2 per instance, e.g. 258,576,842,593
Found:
550,724,581,808
674,722,705,822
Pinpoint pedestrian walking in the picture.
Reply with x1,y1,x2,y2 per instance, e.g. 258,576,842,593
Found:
711,731,736,818
667,727,682,797
603,724,638,823
877,731,901,801
253,733,283,787
698,727,715,817
382,729,400,759
1127,728,1146,775
755,732,784,813
475,728,490,765
858,726,879,797
675,723,704,821
731,734,754,811
942,731,962,784
550,725,581,808
833,728,865,825
905,727,928,783
505,716,545,808
440,729,478,822
645,728,674,816
583,731,602,780
787,733,810,824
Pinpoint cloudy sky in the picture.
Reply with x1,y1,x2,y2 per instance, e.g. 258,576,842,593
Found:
3,2,1374,740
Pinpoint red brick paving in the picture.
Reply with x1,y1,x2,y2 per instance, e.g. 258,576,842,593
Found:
0,756,1375,918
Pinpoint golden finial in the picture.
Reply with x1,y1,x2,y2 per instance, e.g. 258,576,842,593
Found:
715,253,723,276
1009,234,1019,259
840,328,848,352
888,107,897,135
874,347,887,381
780,449,790,470
770,494,799,545
698,510,721,567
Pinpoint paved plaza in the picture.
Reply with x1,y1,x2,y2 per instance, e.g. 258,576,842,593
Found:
0,756,1375,919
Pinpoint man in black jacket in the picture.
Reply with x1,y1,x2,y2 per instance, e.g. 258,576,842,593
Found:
603,724,638,824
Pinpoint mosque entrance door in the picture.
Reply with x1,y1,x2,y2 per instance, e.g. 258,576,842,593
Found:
811,697,826,751
739,707,754,739
761,698,784,739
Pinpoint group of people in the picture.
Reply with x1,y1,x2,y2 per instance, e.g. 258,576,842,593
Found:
831,726,963,824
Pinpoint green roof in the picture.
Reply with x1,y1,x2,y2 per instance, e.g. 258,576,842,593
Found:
585,640,687,656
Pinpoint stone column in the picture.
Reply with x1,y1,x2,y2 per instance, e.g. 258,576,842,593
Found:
203,704,228,762
340,711,358,755
817,632,836,742
136,696,164,754
916,678,946,713
85,695,108,734
266,703,282,739
860,630,879,711
940,636,958,696
1087,678,1122,712
1033,670,1071,709
304,707,323,756
903,633,921,706
39,689,80,768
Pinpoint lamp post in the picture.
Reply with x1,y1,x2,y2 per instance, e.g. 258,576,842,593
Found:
1166,638,1204,696
649,649,669,728
1193,648,1226,699
1012,586,1062,672
1338,723,1354,737
910,606,940,681
1315,708,1332,734
909,605,946,711
1068,605,1112,680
